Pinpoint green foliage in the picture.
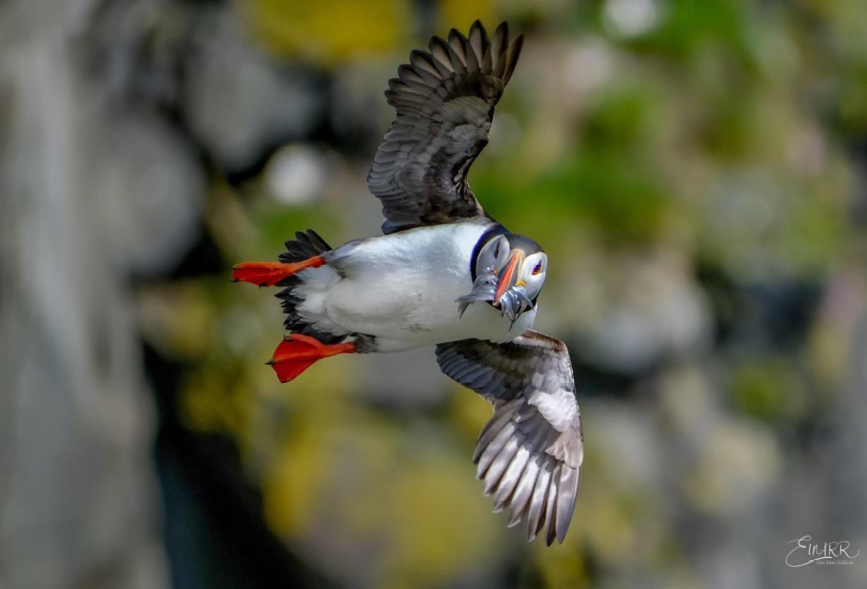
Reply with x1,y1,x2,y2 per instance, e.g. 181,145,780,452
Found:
730,356,807,424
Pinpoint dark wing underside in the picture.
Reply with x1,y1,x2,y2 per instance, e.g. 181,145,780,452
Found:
368,20,524,234
435,330,584,545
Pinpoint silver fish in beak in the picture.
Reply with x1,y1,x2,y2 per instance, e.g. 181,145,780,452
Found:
457,270,498,318
496,283,535,325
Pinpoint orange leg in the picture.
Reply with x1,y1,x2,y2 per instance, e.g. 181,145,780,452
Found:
232,256,325,287
267,333,356,383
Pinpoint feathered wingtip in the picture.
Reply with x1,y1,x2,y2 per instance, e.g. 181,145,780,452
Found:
385,20,524,109
472,399,581,546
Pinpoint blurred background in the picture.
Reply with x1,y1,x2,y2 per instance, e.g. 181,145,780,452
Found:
2,0,867,588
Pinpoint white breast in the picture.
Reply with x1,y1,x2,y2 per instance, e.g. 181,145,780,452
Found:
318,223,535,352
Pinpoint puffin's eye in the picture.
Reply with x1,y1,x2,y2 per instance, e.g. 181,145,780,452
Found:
532,261,543,275
494,243,501,258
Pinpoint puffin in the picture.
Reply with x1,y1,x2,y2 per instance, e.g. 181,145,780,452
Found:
233,21,583,545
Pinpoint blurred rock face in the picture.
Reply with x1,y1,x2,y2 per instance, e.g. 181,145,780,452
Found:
0,0,189,587
183,9,321,173
567,249,712,374
97,112,206,276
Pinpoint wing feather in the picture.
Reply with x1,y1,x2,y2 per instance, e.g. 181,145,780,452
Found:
435,330,584,545
545,465,561,546
493,445,531,511
526,457,553,540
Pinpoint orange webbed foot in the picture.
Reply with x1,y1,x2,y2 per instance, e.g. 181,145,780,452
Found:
232,256,325,287
267,334,356,382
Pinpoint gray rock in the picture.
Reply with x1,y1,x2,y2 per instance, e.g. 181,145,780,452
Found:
568,249,712,374
183,9,320,171
0,1,172,587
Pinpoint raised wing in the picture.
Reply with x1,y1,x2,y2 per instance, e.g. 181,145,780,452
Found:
368,20,524,234
435,330,583,545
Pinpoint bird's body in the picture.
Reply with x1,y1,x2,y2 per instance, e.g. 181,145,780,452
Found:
294,222,536,352
233,21,584,545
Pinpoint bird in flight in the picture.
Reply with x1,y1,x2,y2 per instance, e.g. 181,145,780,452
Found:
233,21,583,545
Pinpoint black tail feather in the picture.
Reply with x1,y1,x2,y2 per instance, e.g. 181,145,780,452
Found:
278,229,332,263
275,230,345,345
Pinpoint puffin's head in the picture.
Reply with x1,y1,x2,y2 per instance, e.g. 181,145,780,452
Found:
458,233,547,322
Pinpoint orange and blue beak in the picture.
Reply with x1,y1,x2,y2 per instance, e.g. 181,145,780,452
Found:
494,249,525,304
